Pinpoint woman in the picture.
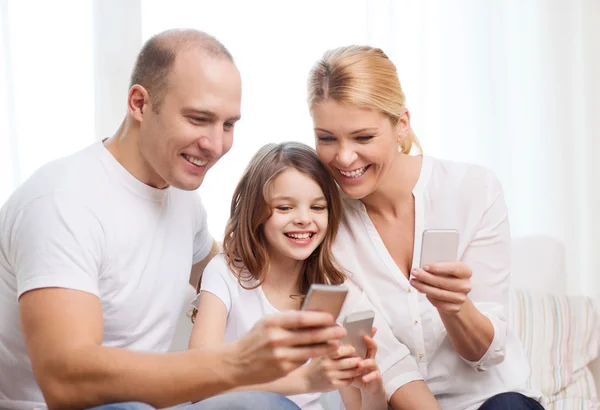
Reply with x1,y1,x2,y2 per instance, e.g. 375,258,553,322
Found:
307,45,543,410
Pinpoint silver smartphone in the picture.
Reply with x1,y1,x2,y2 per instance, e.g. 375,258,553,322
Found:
419,229,459,268
342,310,375,359
300,284,349,320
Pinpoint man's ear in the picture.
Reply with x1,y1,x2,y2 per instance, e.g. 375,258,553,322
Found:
396,109,411,145
127,84,150,123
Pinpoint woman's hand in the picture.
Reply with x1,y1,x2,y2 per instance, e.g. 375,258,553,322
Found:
409,261,472,314
303,344,362,392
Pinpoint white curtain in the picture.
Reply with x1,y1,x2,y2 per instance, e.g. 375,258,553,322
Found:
1,0,599,295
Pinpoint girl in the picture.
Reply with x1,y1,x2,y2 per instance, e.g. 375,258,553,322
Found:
189,142,401,410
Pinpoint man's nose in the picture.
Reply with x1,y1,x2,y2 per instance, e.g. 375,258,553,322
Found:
198,125,225,158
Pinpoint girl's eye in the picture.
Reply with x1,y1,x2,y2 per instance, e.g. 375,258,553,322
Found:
276,206,292,211
311,205,326,211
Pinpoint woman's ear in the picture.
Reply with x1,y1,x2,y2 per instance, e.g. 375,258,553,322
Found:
396,109,411,145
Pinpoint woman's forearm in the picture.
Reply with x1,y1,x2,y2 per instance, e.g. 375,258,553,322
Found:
438,298,494,361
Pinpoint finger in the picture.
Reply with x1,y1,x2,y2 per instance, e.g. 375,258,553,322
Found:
362,370,382,383
329,356,361,371
411,269,471,294
266,310,336,330
280,325,347,348
358,358,378,371
330,368,363,381
421,261,471,278
370,327,377,338
279,343,341,363
330,344,356,359
409,278,466,304
362,335,378,359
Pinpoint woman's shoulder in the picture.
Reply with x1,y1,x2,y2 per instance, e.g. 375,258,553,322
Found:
425,155,503,198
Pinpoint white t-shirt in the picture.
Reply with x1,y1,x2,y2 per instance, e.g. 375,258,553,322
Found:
193,254,422,410
0,141,213,410
333,155,541,410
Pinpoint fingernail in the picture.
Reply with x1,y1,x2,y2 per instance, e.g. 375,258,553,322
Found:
424,265,430,271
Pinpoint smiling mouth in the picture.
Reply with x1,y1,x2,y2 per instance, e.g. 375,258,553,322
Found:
338,165,369,179
285,232,315,240
182,153,208,167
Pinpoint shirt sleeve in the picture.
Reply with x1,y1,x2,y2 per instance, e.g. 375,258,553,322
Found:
340,282,423,401
191,255,232,313
7,194,105,298
192,194,214,265
459,171,511,371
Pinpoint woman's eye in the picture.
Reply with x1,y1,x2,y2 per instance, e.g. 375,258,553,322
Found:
356,136,373,142
316,135,335,142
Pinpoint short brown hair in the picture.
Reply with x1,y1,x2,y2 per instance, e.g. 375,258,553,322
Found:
308,45,421,154
191,142,346,322
130,29,233,112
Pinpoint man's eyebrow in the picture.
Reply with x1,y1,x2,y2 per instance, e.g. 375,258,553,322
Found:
182,108,241,122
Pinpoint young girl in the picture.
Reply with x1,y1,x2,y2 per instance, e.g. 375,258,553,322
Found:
189,142,396,410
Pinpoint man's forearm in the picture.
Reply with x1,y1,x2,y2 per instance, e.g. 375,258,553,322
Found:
39,344,241,410
229,366,308,396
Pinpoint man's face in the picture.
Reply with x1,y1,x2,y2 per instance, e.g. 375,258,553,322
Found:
138,50,242,190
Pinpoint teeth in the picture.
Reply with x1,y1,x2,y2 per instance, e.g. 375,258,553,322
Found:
183,154,208,167
286,233,312,239
339,166,367,178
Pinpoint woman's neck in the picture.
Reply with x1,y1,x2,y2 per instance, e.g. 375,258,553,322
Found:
361,153,423,218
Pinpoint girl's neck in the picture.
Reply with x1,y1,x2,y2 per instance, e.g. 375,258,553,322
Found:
262,252,304,296
361,153,422,218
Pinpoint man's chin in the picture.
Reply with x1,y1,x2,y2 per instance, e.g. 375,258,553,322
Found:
170,177,205,191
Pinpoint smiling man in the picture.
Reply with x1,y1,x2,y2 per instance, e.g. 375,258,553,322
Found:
0,29,346,410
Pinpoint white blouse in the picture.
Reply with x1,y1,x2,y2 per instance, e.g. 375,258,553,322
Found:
332,155,539,410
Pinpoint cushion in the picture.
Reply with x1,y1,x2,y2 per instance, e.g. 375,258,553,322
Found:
509,289,600,408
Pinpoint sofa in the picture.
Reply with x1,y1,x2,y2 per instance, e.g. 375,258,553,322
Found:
170,235,600,409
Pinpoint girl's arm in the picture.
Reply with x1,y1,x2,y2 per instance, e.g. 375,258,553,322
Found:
190,291,358,396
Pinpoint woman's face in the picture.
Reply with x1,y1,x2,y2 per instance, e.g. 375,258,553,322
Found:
311,99,408,200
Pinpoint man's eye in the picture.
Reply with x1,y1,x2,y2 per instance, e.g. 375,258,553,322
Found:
224,122,235,130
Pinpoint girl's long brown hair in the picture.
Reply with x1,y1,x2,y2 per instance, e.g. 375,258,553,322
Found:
191,142,346,322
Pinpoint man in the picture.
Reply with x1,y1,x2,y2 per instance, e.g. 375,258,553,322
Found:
0,29,345,410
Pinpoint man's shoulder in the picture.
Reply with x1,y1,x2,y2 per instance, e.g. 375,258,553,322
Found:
6,142,104,205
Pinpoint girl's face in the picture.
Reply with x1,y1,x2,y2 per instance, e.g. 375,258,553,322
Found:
263,168,329,264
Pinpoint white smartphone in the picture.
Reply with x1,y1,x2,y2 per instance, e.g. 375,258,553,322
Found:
342,310,375,359
419,229,459,268
300,284,349,320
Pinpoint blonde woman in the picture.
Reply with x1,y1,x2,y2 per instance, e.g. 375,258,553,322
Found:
307,46,544,410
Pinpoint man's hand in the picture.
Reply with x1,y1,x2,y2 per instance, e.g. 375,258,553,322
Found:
228,310,347,386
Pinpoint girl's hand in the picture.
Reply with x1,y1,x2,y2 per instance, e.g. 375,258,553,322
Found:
409,261,472,314
303,344,362,392
351,333,385,397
